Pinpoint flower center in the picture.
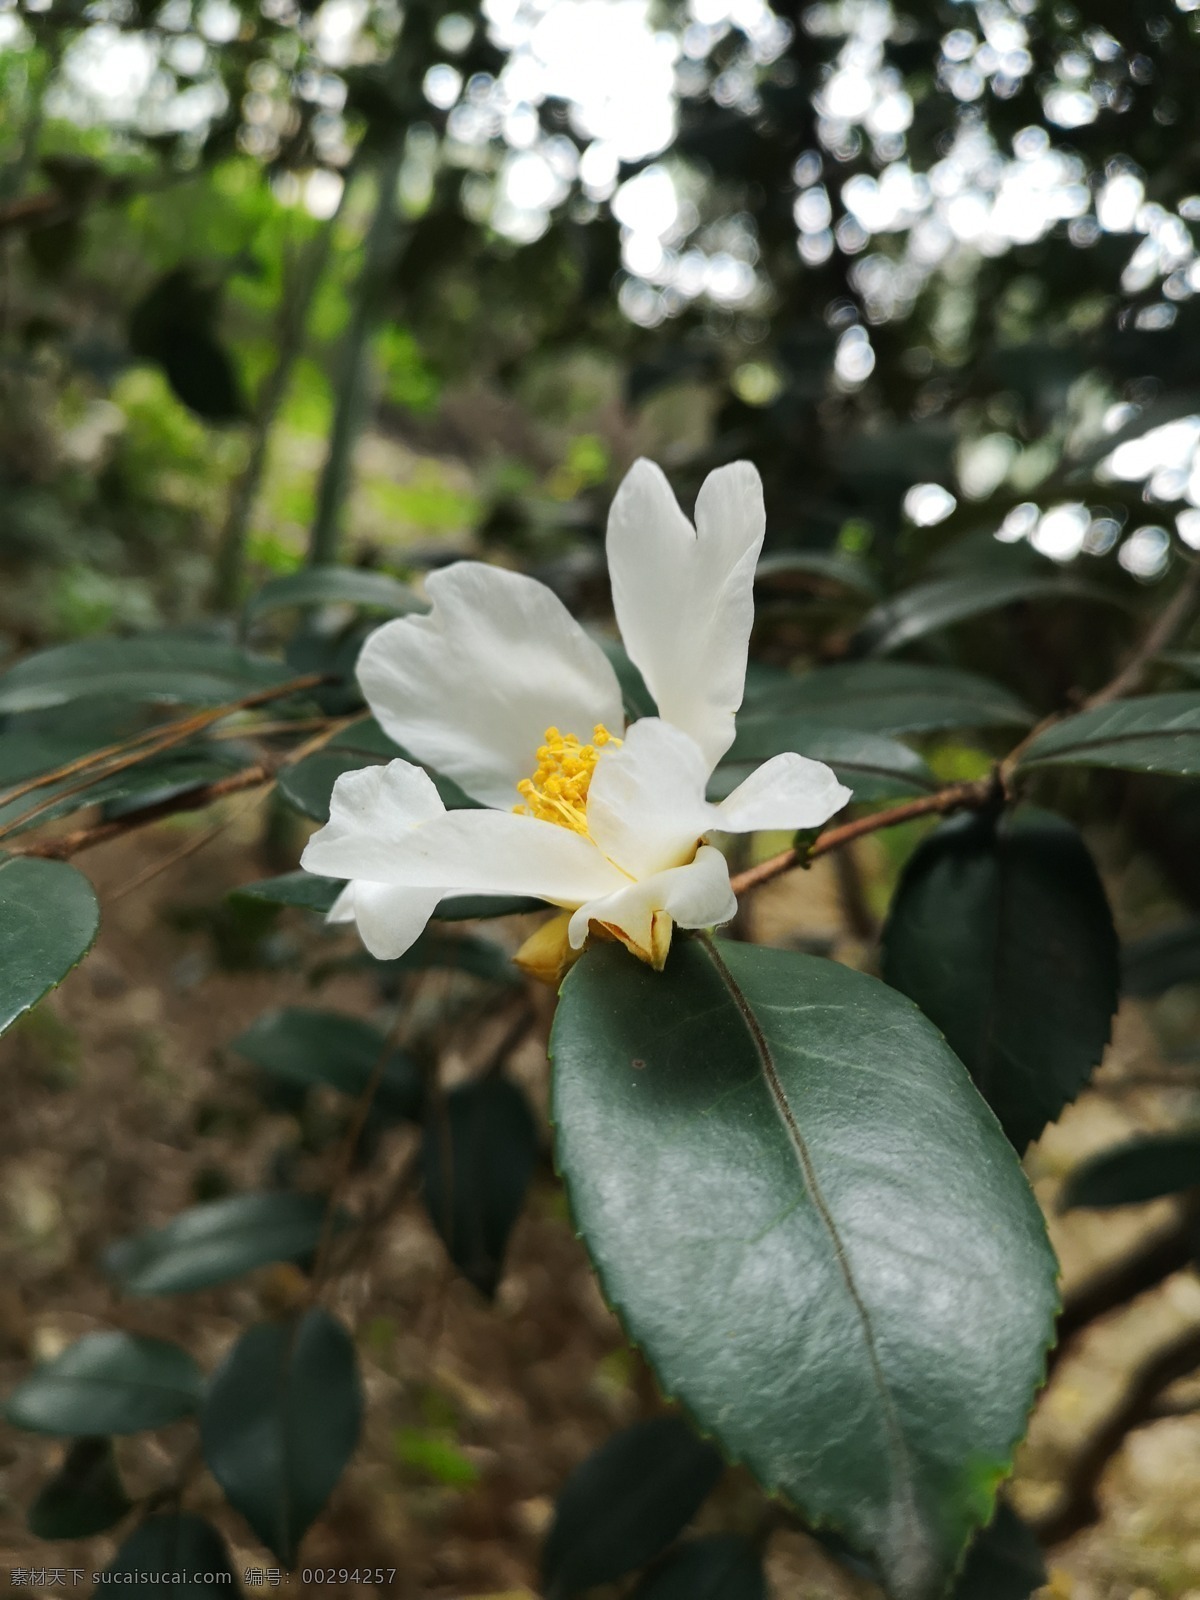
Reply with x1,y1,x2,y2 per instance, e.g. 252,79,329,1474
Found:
514,724,622,834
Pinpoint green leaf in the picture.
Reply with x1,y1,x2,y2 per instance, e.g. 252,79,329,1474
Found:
200,1308,362,1565
550,940,1057,1600
852,573,1117,658
630,1535,766,1600
230,1007,423,1120
422,1077,539,1297
756,549,881,598
244,565,423,626
277,719,474,822
0,636,291,714
1060,1132,1200,1209
231,871,344,912
103,1192,328,1296
951,1504,1045,1600
541,1416,724,1599
433,893,545,921
6,1333,203,1435
720,720,937,802
0,857,99,1038
1016,694,1200,775
880,809,1119,1151
100,1513,243,1596
27,1436,131,1539
1122,920,1200,996
741,662,1032,737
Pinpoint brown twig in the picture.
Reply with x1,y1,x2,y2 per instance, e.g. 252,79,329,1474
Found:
1086,556,1200,709
727,777,996,897
1036,1323,1200,1546
9,705,359,864
10,764,276,860
0,671,327,816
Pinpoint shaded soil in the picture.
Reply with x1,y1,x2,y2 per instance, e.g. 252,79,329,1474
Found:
2,819,1199,1598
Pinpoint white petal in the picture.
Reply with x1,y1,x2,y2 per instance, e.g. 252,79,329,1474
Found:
586,718,713,880
333,881,442,960
715,751,852,833
607,459,765,769
357,562,625,809
302,759,625,904
568,843,736,951
327,884,357,923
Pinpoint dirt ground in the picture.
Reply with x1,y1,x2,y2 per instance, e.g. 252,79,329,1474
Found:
3,813,1200,1599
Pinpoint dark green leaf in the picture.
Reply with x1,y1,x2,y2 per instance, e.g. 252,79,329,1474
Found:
388,926,518,987
1017,694,1200,775
1122,920,1200,996
433,894,545,921
6,1333,202,1435
103,1192,328,1296
0,637,290,714
550,940,1057,1600
244,566,423,626
1060,1132,1200,1209
230,1007,423,1119
0,857,99,1038
853,573,1118,658
881,809,1118,1151
231,871,343,912
28,1437,131,1539
542,1417,724,1599
277,719,475,821
742,662,1032,736
0,746,251,836
200,1308,362,1565
756,549,880,597
951,1503,1045,1600
631,1535,766,1600
422,1077,539,1297
720,719,937,802
100,1513,242,1596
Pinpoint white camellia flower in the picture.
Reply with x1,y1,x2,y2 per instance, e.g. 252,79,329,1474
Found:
301,459,852,979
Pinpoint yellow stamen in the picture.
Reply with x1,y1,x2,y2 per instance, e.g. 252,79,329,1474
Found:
512,723,622,834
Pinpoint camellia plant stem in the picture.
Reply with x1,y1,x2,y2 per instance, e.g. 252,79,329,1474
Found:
727,776,997,896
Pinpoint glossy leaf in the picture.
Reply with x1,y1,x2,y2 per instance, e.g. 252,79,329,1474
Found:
551,940,1058,1600
951,1504,1045,1600
0,636,291,714
103,1192,328,1296
200,1308,362,1565
101,1513,243,1596
27,1437,131,1539
1017,694,1200,775
741,662,1032,736
6,1333,202,1435
422,1076,539,1297
720,719,937,802
0,857,99,1038
852,572,1116,658
1122,919,1200,996
542,1416,724,1599
1060,1132,1200,1209
881,809,1119,1151
277,718,475,822
0,745,251,836
244,565,423,625
631,1535,766,1600
230,1007,423,1119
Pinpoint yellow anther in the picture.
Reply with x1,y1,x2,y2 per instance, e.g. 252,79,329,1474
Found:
513,722,623,834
